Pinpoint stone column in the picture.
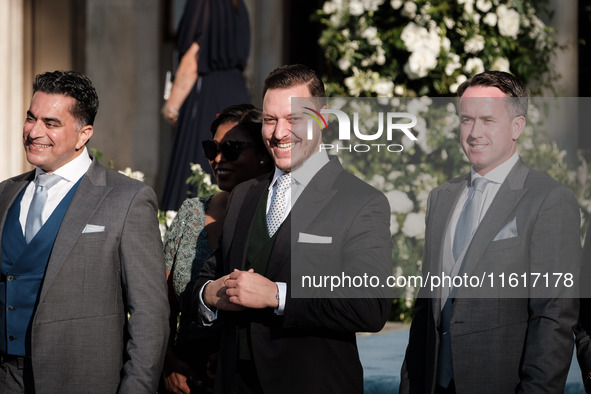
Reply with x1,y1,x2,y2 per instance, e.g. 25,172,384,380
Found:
85,0,161,188
0,0,26,180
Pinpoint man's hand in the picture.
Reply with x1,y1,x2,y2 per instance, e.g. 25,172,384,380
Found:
162,349,196,394
203,274,245,312
225,269,279,309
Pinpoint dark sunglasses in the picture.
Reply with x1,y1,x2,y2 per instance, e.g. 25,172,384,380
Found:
202,140,258,161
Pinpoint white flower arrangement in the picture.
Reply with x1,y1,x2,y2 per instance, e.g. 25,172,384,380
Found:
317,0,562,97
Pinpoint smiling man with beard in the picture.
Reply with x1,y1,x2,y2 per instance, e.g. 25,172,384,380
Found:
194,64,393,393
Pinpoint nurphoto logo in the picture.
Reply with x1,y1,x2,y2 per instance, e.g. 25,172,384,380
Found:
303,104,418,153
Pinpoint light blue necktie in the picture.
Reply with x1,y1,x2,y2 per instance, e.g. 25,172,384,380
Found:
452,177,489,261
438,176,489,387
25,173,61,243
266,174,291,237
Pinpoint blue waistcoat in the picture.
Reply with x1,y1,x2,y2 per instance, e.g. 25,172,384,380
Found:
1,179,80,356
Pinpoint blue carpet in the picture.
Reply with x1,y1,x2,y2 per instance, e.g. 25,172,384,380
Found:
358,329,585,394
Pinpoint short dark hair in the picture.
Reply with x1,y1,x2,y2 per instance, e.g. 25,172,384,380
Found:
457,71,528,117
210,103,266,152
33,70,99,127
263,64,326,107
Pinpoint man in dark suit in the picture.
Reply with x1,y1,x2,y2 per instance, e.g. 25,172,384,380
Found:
0,71,169,393
400,71,581,393
194,64,393,393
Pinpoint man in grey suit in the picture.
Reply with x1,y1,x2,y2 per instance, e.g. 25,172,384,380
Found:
0,71,169,393
400,71,581,393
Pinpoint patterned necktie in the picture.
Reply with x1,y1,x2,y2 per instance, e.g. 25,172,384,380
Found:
452,177,489,261
266,174,291,237
25,173,61,243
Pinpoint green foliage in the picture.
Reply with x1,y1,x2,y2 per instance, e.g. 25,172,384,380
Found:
185,162,220,198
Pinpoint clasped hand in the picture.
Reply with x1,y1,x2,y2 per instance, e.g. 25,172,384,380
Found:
204,269,279,311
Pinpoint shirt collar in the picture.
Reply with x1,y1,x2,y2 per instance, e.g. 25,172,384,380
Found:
470,152,519,185
35,147,92,183
269,150,330,190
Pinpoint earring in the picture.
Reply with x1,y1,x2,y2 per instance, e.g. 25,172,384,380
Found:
260,160,265,165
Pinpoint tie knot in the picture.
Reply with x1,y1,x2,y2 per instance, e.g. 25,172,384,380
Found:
276,174,291,191
471,177,488,192
36,173,61,190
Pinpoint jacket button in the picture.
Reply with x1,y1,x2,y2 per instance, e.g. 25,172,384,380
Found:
7,275,13,281
8,336,14,341
7,306,13,311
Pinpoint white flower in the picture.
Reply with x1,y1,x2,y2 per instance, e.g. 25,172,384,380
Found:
483,12,497,27
385,190,414,214
374,79,395,96
362,0,385,12
323,1,338,14
190,163,204,174
402,212,426,239
394,85,405,96
445,53,461,76
464,57,484,75
390,0,403,9
118,167,145,182
369,174,386,189
457,0,475,15
361,26,378,40
464,35,485,54
527,103,540,124
497,4,520,38
338,57,352,71
407,97,429,114
475,0,492,12
414,117,432,153
401,23,441,54
450,74,467,94
349,1,365,16
416,190,430,210
491,57,510,72
202,173,212,186
441,37,451,52
443,16,455,30
390,215,400,236
387,170,403,181
165,210,177,227
375,47,386,65
159,223,167,240
401,23,426,52
401,1,417,18
405,47,438,79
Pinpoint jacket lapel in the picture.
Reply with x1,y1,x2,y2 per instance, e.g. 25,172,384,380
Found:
226,176,269,272
39,160,111,302
458,160,529,280
265,158,341,279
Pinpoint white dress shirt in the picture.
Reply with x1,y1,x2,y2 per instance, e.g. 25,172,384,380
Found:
19,148,92,235
448,152,520,249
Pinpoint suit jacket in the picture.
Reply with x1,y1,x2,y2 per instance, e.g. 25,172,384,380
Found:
575,229,591,392
400,159,580,394
0,159,170,393
195,157,393,394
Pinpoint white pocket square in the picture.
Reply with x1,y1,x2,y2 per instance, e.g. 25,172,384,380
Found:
82,224,105,234
298,232,332,244
493,217,517,241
